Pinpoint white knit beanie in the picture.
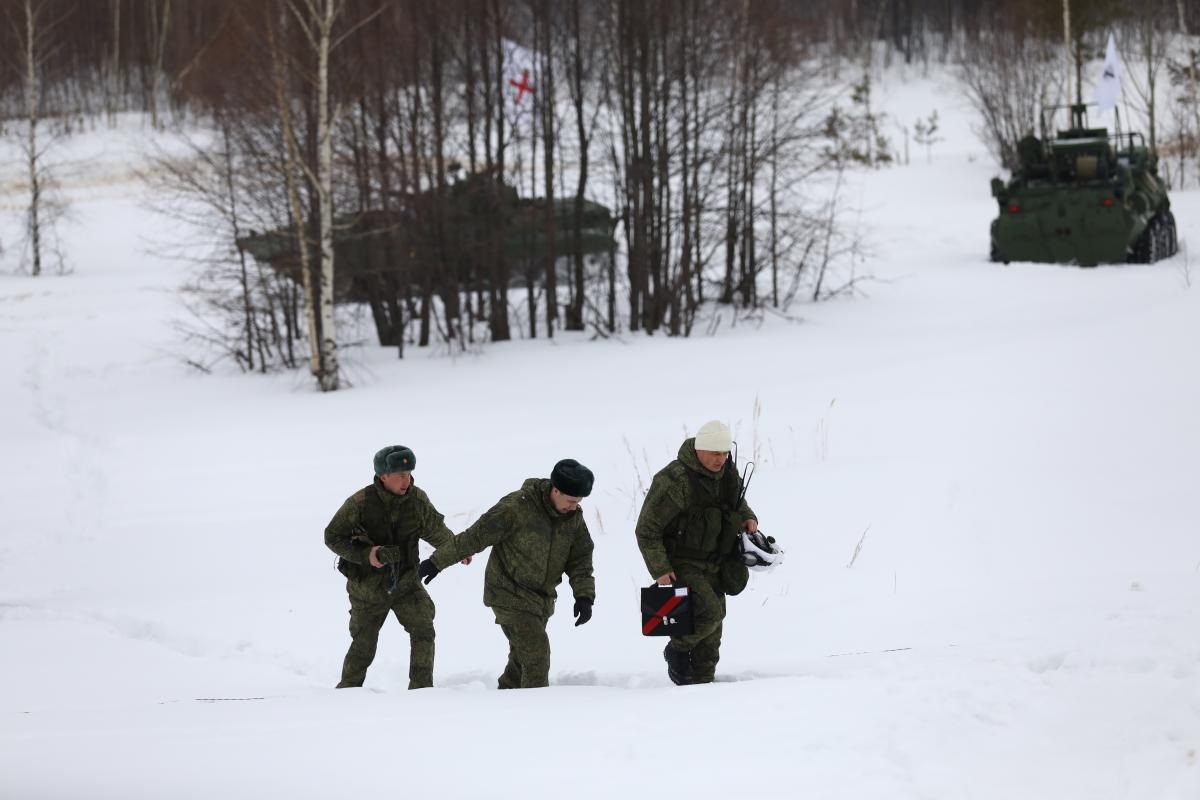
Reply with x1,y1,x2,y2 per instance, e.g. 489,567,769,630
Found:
693,420,732,452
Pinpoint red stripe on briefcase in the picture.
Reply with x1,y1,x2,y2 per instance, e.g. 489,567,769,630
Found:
642,594,684,635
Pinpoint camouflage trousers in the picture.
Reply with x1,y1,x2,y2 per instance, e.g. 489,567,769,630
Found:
668,562,727,683
337,574,436,689
493,607,551,689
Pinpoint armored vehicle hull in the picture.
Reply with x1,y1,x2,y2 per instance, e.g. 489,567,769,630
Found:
989,105,1176,267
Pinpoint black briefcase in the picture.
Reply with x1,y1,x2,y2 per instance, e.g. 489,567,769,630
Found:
640,584,694,636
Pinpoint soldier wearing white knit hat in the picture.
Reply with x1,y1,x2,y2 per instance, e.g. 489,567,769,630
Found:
634,419,761,685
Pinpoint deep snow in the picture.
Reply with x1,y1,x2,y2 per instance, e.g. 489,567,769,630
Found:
1,64,1198,800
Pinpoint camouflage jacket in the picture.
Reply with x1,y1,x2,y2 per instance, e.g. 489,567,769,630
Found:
635,438,757,579
430,478,595,618
325,478,454,591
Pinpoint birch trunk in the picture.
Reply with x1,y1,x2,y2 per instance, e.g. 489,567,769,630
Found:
108,0,120,122
540,0,557,338
268,15,322,380
566,0,588,331
314,0,340,391
24,0,42,277
150,0,172,129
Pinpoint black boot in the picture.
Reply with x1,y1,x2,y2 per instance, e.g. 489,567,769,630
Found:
663,643,694,686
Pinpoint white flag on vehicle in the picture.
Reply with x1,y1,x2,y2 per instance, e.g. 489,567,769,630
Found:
1094,33,1122,113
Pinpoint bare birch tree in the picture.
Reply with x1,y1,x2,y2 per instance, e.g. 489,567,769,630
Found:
267,9,323,381
11,0,66,276
286,0,343,392
1120,9,1172,154
106,0,119,121
148,0,172,128
22,0,43,275
956,29,1062,169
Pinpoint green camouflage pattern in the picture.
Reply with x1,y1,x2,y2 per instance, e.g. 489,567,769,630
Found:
325,478,454,688
338,571,437,689
634,438,756,578
669,563,726,683
325,479,454,579
430,478,595,618
493,607,551,689
636,438,756,684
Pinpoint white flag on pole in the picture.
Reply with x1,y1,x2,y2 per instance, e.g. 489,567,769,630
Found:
1094,32,1122,113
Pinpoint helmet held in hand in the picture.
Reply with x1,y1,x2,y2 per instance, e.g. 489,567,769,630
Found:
739,530,784,572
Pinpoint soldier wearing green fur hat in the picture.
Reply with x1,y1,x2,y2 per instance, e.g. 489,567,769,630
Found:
419,459,597,689
324,445,471,689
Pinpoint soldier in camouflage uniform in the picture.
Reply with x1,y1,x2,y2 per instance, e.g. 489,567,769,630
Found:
418,459,596,689
635,420,758,685
324,445,471,689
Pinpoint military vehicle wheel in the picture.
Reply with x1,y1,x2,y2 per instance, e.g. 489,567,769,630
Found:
1146,211,1176,262
989,240,1008,264
1130,216,1161,264
1163,210,1178,257
1156,219,1172,260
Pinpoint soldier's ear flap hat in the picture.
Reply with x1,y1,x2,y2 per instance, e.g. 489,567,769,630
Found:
694,420,733,452
374,445,416,476
551,458,594,498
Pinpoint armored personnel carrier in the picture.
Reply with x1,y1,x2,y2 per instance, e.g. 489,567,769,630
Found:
989,104,1176,266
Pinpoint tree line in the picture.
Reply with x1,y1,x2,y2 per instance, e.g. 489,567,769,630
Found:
1,0,1198,391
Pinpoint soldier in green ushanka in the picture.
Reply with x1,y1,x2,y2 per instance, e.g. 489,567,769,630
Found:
635,420,759,686
418,459,596,689
324,445,472,689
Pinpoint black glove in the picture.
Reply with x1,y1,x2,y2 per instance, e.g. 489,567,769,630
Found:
417,559,440,585
573,597,593,627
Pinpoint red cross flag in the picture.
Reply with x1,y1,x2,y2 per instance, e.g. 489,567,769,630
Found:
503,39,537,123
509,69,534,106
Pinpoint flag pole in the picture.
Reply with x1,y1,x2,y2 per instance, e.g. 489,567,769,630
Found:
1063,0,1073,106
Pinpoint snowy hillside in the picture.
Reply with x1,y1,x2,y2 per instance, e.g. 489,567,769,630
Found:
1,65,1198,800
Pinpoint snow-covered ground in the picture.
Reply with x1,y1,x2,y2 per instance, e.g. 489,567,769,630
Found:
1,65,1198,799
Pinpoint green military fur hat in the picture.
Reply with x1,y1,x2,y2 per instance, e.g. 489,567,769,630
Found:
374,445,416,475
551,458,594,498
